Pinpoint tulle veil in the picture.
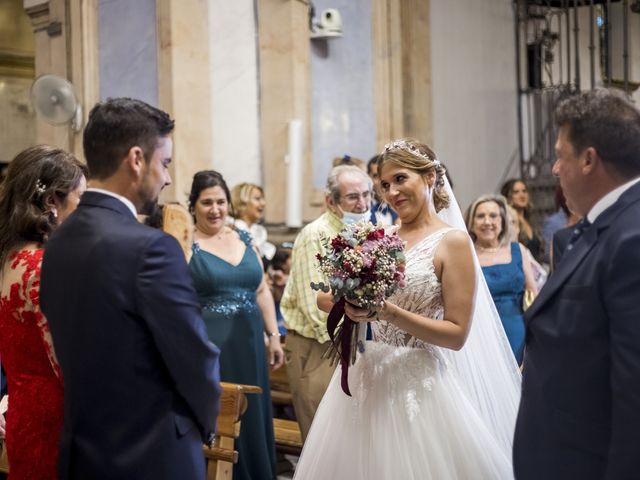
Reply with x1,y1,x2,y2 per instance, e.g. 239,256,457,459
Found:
435,175,522,454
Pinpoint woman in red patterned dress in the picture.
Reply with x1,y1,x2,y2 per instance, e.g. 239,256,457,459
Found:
0,146,87,479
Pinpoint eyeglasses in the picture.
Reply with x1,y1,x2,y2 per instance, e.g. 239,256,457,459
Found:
341,191,372,204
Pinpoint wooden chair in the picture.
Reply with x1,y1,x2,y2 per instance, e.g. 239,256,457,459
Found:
203,382,262,480
161,203,194,262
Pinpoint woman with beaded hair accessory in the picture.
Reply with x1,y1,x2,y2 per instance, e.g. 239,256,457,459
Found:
294,138,521,479
187,170,282,480
0,145,87,480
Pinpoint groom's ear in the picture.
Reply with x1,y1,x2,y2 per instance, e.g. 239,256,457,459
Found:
124,146,146,178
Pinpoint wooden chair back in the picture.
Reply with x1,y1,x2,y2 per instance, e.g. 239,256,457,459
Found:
203,382,262,480
162,203,194,262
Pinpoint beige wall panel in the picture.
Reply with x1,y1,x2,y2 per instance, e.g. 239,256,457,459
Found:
257,0,312,224
157,0,214,206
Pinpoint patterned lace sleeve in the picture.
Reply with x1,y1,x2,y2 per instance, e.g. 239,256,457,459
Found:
19,249,63,382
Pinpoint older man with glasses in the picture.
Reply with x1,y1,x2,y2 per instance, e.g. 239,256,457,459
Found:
281,165,373,442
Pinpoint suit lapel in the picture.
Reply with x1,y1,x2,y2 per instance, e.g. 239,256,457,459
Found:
524,229,597,322
525,180,640,323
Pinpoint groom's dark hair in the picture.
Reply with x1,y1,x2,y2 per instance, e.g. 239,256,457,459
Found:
83,97,175,180
554,88,640,179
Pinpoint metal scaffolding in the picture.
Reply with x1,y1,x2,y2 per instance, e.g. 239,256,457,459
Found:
511,0,638,223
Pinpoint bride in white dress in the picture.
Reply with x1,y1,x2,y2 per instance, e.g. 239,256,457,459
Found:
293,139,521,479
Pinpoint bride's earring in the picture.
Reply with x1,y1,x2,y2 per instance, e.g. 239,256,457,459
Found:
51,208,58,220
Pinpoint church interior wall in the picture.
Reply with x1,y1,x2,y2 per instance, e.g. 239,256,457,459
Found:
310,0,377,191
98,0,158,106
430,0,519,210
5,0,640,221
0,0,36,165
208,0,262,190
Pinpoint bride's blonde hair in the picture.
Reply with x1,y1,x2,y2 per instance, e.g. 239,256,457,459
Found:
378,138,450,212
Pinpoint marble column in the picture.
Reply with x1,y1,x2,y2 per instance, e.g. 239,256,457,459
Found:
371,0,433,150
257,0,312,223
156,0,214,205
208,0,261,189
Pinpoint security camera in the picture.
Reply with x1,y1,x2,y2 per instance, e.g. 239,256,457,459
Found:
311,8,343,39
319,9,342,33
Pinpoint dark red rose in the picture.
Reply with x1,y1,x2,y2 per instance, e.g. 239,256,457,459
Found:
367,229,385,241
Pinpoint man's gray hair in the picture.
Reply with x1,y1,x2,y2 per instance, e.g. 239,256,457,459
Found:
325,165,373,203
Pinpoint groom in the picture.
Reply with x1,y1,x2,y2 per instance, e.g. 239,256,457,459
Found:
514,89,640,479
41,98,221,479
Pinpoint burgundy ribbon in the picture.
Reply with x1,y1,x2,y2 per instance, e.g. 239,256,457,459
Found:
326,298,356,396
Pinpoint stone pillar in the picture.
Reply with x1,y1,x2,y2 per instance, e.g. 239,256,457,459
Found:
23,0,99,157
156,0,214,205
257,0,311,224
372,0,433,149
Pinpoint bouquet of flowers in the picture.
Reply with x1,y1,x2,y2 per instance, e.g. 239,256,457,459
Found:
311,222,406,395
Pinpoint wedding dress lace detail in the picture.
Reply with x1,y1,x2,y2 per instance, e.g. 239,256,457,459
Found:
349,229,457,420
372,228,453,350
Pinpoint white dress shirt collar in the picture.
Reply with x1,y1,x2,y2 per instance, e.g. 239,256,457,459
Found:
86,188,137,217
587,176,640,223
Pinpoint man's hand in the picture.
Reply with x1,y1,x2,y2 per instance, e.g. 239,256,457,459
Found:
0,413,6,439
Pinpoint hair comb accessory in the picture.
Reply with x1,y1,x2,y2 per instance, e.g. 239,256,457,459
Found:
384,140,440,165
35,179,47,196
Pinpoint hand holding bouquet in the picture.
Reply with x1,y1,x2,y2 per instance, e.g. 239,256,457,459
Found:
311,222,406,395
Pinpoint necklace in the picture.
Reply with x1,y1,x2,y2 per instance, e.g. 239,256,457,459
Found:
476,244,500,253
196,225,228,240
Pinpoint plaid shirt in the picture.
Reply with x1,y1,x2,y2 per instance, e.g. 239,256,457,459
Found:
281,211,344,343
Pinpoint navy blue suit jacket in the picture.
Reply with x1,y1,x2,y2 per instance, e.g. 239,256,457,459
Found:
514,180,640,479
40,192,221,480
550,224,573,272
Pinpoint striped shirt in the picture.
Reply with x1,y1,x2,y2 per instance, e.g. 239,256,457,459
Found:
281,211,344,343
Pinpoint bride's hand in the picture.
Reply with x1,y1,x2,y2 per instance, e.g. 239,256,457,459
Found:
345,301,379,323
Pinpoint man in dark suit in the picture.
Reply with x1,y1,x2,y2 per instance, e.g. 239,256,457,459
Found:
550,223,573,272
40,98,221,480
514,89,640,479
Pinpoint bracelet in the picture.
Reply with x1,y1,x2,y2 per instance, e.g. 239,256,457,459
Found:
267,331,281,337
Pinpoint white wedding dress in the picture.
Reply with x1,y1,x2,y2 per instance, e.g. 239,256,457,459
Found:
293,228,515,479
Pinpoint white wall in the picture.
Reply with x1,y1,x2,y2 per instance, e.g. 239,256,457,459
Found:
98,0,158,105
310,0,377,189
208,0,261,189
430,0,518,211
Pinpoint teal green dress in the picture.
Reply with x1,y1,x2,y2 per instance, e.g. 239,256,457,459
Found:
189,229,277,480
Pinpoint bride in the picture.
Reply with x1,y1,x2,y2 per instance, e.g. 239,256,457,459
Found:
293,139,521,479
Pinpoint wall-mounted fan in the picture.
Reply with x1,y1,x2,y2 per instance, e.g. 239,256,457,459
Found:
31,74,82,132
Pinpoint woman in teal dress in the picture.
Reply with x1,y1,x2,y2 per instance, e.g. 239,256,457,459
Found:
188,170,284,480
466,194,537,364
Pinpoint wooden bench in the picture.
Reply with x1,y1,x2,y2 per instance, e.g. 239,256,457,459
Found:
273,418,303,455
204,382,262,480
269,359,303,455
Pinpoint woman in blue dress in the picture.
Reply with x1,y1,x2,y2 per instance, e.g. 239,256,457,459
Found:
466,194,537,364
188,171,283,480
